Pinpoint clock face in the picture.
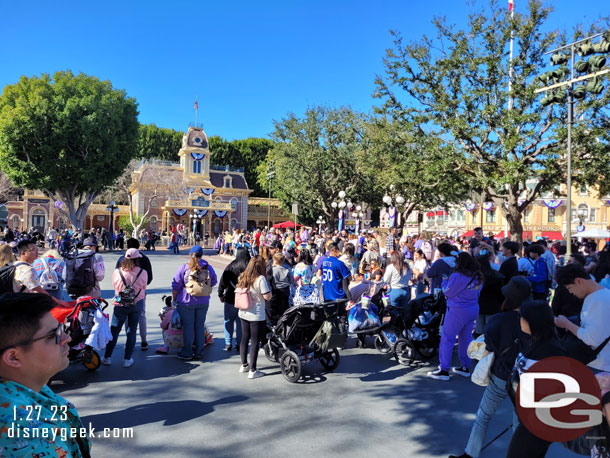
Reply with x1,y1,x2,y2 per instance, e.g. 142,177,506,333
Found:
188,131,208,149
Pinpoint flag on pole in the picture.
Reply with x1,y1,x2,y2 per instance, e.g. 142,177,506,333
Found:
194,97,198,110
508,0,514,11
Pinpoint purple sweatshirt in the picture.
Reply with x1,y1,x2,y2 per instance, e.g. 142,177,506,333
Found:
441,271,482,309
172,259,218,305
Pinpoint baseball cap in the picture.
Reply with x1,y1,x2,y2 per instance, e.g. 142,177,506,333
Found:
125,248,142,259
190,245,204,256
82,237,97,247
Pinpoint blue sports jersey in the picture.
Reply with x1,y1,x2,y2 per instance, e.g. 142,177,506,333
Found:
322,256,351,301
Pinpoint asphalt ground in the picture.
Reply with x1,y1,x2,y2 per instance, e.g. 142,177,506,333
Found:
49,248,575,458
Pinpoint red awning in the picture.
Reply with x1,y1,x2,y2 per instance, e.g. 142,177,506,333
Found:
541,231,563,240
462,230,474,237
426,212,435,218
272,221,303,229
436,210,447,216
495,231,533,239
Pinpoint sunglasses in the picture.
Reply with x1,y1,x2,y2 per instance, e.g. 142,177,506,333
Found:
0,323,64,354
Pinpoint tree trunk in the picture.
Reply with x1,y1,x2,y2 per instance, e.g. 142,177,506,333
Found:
504,201,524,246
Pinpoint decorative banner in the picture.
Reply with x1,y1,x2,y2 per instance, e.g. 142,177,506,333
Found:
338,209,344,232
173,209,187,216
195,209,208,217
201,188,215,196
355,219,360,234
466,203,477,212
388,207,396,227
191,152,205,160
607,200,610,206
214,210,227,218
54,200,63,209
483,202,494,211
543,199,563,209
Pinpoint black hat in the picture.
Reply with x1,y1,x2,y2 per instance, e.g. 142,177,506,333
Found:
501,276,532,307
270,240,282,249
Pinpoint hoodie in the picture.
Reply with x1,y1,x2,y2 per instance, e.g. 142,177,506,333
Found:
172,259,218,306
442,271,482,309
427,256,456,291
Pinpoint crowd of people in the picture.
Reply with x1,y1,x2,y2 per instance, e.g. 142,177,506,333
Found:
1,222,610,457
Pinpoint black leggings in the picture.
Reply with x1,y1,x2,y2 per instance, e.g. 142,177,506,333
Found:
240,320,266,371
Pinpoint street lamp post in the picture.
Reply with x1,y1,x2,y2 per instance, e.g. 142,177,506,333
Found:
332,190,349,232
382,191,405,228
316,216,325,234
105,200,118,250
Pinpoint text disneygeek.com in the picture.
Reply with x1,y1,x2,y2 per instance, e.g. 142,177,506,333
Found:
7,423,134,442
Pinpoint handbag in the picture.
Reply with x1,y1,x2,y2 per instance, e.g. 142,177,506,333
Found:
561,315,610,365
471,338,518,387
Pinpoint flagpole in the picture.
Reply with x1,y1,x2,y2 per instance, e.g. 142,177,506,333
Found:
195,96,198,126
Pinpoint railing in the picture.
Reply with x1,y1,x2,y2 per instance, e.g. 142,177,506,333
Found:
210,164,245,173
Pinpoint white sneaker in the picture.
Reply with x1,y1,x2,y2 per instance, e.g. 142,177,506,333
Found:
451,366,471,377
239,364,249,373
101,357,111,365
248,370,265,379
427,368,451,381
122,358,134,368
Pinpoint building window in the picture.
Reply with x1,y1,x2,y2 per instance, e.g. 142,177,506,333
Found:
548,207,555,223
193,160,202,174
590,208,597,223
150,216,157,231
579,185,588,196
224,178,231,188
524,207,530,223
578,203,589,222
12,215,19,229
58,218,66,230
457,210,465,222
486,210,496,223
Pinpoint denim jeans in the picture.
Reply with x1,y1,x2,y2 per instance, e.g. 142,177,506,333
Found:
465,373,518,458
388,287,410,308
223,302,242,345
104,300,144,360
178,303,209,357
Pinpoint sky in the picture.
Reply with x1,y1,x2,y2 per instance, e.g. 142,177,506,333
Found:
0,0,607,140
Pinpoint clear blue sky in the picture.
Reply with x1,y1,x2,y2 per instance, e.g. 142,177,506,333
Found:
0,0,606,140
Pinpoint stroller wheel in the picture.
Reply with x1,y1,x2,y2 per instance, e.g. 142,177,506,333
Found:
374,335,391,354
264,342,278,363
280,350,301,383
393,339,415,366
319,349,340,372
415,341,437,359
82,349,101,371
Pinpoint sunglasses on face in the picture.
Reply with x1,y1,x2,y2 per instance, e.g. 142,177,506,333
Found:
0,323,64,354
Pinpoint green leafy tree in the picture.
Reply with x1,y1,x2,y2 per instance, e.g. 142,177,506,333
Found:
210,136,274,197
258,106,374,225
117,214,147,235
137,124,183,161
0,71,139,231
374,0,610,242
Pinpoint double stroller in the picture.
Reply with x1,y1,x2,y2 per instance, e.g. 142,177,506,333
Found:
264,300,347,382
51,296,110,371
351,282,446,366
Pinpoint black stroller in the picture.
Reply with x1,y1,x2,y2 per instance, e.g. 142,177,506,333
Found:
53,296,109,371
264,300,347,382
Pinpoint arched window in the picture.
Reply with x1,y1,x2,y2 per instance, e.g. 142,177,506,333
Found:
150,216,158,231
193,160,202,174
12,215,20,229
231,218,238,230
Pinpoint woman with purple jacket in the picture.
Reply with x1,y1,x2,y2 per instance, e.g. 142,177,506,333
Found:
171,246,218,361
428,252,483,381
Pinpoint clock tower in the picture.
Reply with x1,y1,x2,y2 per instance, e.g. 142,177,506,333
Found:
179,126,211,183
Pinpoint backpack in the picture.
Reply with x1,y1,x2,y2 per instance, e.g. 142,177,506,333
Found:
40,258,60,291
65,250,96,297
185,265,213,297
0,262,28,294
116,268,143,306
234,287,253,310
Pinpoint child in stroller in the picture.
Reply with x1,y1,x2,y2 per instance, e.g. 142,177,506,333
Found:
156,295,213,354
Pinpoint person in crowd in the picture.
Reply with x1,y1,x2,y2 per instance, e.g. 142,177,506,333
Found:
237,256,271,379
269,252,293,323
517,244,535,276
506,300,566,458
339,243,356,275
382,250,412,308
536,239,557,283
385,227,398,263
322,243,353,315
218,247,251,352
562,371,610,457
474,253,505,337
0,293,92,457
426,243,456,293
366,260,383,282
115,238,153,351
102,248,148,368
594,250,610,284
428,252,483,381
555,263,610,372
468,227,485,255
266,240,283,285
359,240,380,276
171,246,218,361
499,241,519,283
32,249,70,301
412,249,429,296
449,276,532,458
76,237,105,298
0,243,15,267
551,253,585,318
526,244,549,300
290,249,321,305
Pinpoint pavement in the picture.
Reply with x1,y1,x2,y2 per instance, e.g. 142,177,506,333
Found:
50,247,576,458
